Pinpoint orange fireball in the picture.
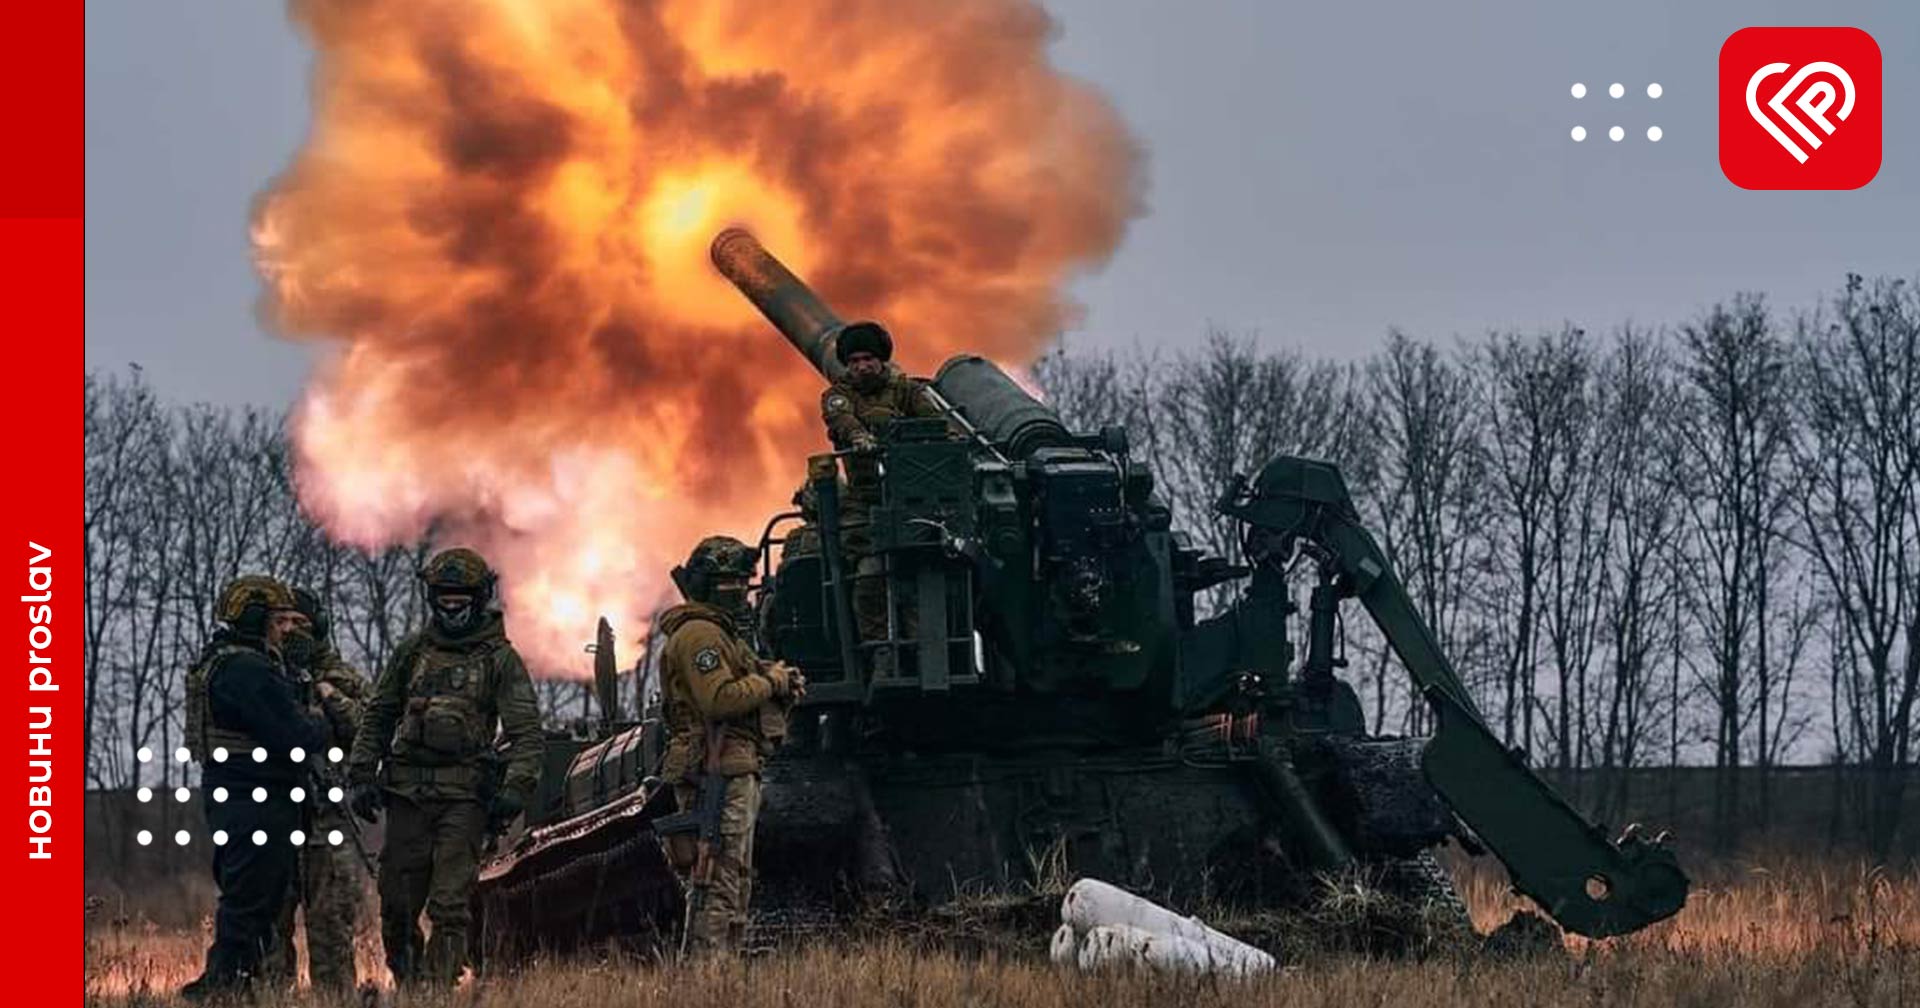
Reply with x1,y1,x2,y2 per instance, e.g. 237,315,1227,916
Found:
252,0,1143,674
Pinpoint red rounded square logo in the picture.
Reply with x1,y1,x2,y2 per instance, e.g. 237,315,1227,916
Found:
1720,27,1881,190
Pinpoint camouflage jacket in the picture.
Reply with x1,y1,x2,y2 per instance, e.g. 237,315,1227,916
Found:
657,603,786,781
821,368,946,496
347,613,545,803
309,645,369,750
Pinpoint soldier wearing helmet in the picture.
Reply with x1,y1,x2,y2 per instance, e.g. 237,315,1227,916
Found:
657,535,802,953
264,586,369,995
345,548,545,987
180,575,329,1003
818,322,948,675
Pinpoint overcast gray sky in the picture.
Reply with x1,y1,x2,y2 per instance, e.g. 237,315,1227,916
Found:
87,0,1916,408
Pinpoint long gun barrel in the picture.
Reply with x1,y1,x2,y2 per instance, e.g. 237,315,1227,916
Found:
710,227,1072,459
710,227,852,383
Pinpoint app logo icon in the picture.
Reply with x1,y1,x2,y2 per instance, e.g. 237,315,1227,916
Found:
1720,27,1880,189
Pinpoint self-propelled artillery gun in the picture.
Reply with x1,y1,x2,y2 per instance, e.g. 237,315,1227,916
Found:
473,229,1688,960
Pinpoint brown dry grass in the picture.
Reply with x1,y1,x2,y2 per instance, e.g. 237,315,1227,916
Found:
86,853,1920,1008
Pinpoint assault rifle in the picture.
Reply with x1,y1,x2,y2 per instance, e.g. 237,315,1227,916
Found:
306,754,378,875
651,724,726,954
477,747,512,857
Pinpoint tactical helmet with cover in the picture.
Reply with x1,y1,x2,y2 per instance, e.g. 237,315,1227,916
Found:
291,585,331,642
420,547,496,635
284,585,328,670
187,575,298,762
215,574,297,636
672,536,757,611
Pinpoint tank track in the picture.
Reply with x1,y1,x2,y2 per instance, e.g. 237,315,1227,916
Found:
1365,849,1477,957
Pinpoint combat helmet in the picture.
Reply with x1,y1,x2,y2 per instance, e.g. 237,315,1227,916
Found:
419,547,498,635
291,585,331,642
214,574,297,636
671,535,757,605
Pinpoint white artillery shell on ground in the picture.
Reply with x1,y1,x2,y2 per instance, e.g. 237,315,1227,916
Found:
1060,878,1276,975
1049,923,1079,965
1076,923,1248,974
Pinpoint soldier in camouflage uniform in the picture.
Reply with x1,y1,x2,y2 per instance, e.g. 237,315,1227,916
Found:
181,576,328,1002
263,587,368,994
659,536,800,953
818,322,947,674
346,548,545,987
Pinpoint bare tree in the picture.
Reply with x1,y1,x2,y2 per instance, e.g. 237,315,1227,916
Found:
1588,328,1685,821
1474,327,1592,760
1790,274,1920,856
1671,295,1795,851
1363,332,1488,734
83,369,170,786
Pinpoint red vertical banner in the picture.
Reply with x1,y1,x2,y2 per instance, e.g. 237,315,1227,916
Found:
0,4,84,1001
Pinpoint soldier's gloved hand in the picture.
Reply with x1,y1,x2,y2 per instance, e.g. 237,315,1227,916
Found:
762,661,795,699
487,791,524,830
850,433,880,454
350,783,384,823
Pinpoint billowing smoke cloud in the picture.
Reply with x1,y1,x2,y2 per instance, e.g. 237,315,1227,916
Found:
253,0,1143,673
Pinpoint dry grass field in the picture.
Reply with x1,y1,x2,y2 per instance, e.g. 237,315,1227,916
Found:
86,852,1920,1008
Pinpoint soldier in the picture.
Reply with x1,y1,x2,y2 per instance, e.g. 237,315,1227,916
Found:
658,536,801,953
263,587,368,995
346,548,545,987
180,576,329,1002
819,322,947,673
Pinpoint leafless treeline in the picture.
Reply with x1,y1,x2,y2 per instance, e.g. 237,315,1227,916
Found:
82,369,432,793
1036,274,1920,854
86,274,1918,853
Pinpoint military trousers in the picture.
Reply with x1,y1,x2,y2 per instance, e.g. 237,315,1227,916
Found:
265,823,363,993
195,772,305,993
670,774,763,953
376,792,486,986
841,516,915,675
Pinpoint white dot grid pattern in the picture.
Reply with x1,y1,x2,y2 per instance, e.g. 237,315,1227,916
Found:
289,747,306,763
1570,82,1664,141
121,748,381,847
213,747,229,763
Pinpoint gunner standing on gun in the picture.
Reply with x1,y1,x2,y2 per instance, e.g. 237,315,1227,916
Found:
819,322,946,675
